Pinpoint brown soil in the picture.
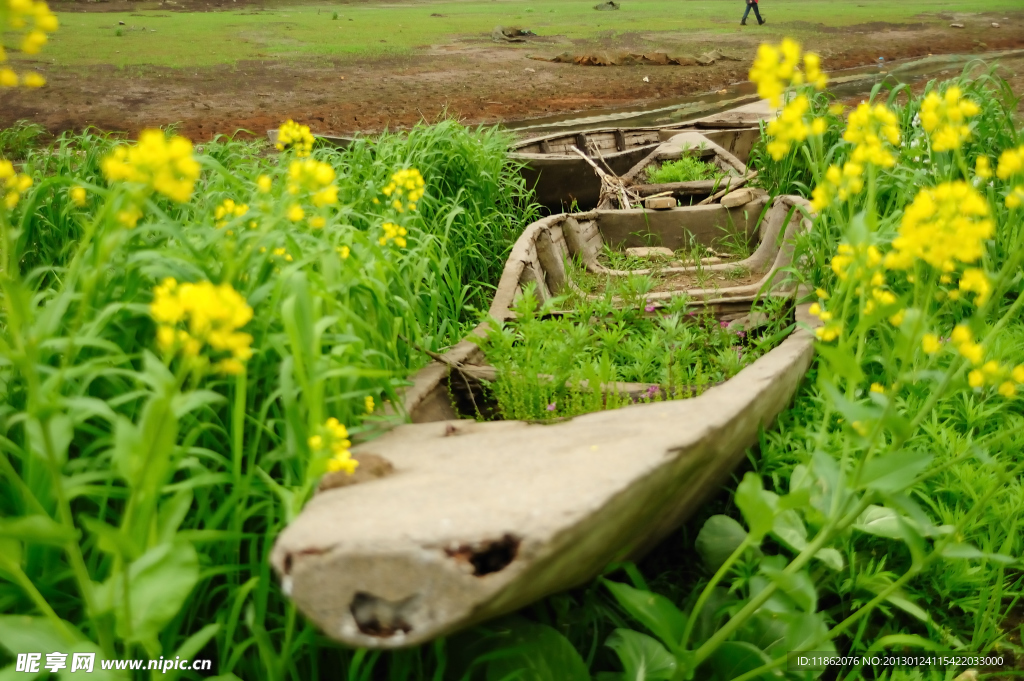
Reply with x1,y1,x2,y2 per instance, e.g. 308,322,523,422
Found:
3,9,1023,141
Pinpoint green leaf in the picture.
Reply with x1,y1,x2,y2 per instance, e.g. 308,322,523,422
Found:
770,510,807,552
157,489,194,545
480,618,589,681
858,451,932,493
813,344,866,385
80,516,136,560
25,415,73,465
165,624,220,681
735,473,774,542
171,390,226,418
604,580,687,652
605,629,677,681
760,564,817,613
0,515,75,546
940,543,1015,564
108,540,200,648
700,640,772,681
814,548,844,571
853,505,903,539
696,515,749,572
0,616,125,680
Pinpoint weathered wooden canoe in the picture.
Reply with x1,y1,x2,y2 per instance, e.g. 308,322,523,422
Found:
270,196,818,649
512,101,775,212
599,131,754,208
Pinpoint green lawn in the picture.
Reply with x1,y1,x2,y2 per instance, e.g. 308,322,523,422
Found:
39,0,1022,69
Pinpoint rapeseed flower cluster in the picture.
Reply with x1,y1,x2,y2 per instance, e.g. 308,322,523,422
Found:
997,145,1024,208
810,161,864,211
764,94,827,160
150,278,254,375
101,129,201,204
748,39,827,107
380,221,408,248
843,102,900,168
883,181,993,272
286,159,337,207
919,86,980,152
276,119,314,157
382,168,424,213
214,198,248,228
957,268,991,306
0,0,57,88
308,418,358,475
0,159,32,209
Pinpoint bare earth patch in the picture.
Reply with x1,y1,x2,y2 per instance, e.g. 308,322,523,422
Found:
2,10,1023,140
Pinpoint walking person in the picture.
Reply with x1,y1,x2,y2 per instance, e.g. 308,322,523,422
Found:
741,0,764,25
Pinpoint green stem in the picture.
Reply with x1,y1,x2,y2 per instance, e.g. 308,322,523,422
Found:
679,535,753,651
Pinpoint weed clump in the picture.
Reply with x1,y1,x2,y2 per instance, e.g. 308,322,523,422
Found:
645,155,725,184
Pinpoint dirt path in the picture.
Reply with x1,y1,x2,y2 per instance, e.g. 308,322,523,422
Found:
2,10,1022,141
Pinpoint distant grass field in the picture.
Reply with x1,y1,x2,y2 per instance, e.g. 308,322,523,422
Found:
40,0,1021,69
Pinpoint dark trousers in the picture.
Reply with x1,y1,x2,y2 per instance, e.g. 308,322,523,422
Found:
741,1,762,23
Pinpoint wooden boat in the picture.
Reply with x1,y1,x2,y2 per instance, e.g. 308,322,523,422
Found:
270,196,817,648
511,100,775,212
599,131,755,208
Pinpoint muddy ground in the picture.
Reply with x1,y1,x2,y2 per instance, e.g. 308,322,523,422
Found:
2,7,1023,141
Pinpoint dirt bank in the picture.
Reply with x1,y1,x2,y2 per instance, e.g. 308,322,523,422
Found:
2,10,1022,141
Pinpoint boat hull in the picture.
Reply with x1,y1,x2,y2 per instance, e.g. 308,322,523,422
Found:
270,197,817,649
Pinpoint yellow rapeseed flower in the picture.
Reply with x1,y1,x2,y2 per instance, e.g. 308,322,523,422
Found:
101,129,200,203
998,382,1016,398
968,370,984,388
844,102,900,168
365,395,375,414
287,204,305,222
810,161,864,211
1,160,33,210
748,39,826,107
70,186,86,206
276,119,314,157
883,181,993,272
381,168,425,213
21,72,45,88
309,417,359,475
257,175,272,193
922,334,941,354
919,86,980,152
766,95,809,159
1006,186,1024,210
997,145,1024,180
150,278,254,375
959,268,991,306
975,156,993,179
870,383,885,394
379,221,408,247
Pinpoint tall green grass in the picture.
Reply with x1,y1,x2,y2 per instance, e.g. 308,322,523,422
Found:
0,119,534,679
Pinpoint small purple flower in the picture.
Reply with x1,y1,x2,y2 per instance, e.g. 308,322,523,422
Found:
720,321,730,329
735,330,747,338
645,303,657,313
687,311,697,316
546,402,557,412
646,385,659,397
